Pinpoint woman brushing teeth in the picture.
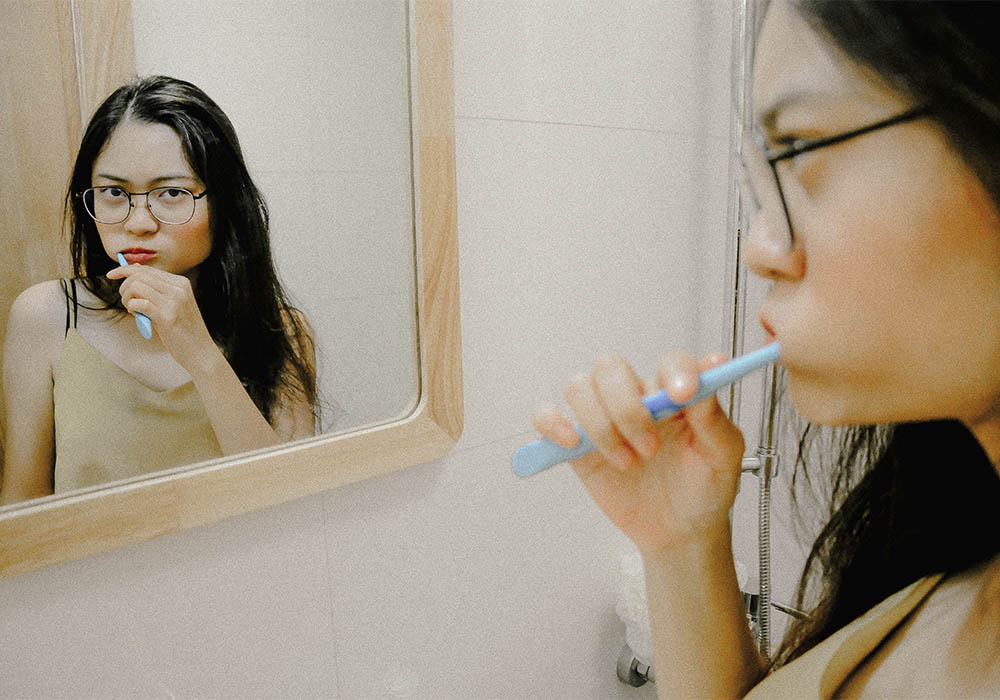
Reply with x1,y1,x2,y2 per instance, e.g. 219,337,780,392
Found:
1,77,319,503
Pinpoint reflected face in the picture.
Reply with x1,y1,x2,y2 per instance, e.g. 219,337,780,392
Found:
746,0,1000,427
91,120,212,279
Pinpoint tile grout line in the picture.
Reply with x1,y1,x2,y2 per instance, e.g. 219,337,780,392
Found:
455,113,724,142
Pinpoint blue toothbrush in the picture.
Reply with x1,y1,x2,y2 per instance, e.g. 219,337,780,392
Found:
512,342,781,477
116,253,153,339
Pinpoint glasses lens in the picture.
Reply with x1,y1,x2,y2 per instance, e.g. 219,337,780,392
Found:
148,187,196,224
739,131,792,249
84,187,130,224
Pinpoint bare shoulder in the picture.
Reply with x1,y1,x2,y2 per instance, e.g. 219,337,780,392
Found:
3,280,68,390
5,280,68,342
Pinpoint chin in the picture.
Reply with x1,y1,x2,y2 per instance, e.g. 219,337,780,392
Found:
786,372,879,426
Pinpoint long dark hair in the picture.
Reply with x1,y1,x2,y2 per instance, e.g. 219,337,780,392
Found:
65,75,317,425
769,1,1000,666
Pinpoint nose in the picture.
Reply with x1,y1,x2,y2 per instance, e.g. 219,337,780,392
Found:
744,212,805,282
122,194,159,236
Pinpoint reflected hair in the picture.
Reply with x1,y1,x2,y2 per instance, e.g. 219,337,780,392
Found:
767,1,1000,667
65,75,317,425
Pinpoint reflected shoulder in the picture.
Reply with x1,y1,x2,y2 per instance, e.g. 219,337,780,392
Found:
7,279,67,332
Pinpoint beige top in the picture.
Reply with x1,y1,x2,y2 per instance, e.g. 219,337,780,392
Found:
745,573,946,699
52,327,222,493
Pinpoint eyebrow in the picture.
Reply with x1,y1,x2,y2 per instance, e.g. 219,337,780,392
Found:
93,173,197,185
758,91,817,131
757,89,849,132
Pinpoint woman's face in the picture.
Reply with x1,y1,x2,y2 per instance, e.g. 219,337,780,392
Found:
747,0,1000,430
91,119,212,279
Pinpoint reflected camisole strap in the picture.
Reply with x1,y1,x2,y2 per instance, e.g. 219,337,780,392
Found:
59,278,79,337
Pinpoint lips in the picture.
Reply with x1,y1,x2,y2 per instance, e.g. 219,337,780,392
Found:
120,248,157,264
759,314,777,344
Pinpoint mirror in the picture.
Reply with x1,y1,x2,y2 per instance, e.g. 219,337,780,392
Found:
131,0,421,436
0,0,461,578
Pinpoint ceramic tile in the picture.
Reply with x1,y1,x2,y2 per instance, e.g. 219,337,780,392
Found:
311,6,412,174
454,116,731,452
133,1,321,174
308,293,420,433
0,495,338,698
320,436,656,699
453,0,732,140
258,169,416,300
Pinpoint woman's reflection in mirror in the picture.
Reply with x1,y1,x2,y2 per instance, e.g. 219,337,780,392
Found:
1,76,318,504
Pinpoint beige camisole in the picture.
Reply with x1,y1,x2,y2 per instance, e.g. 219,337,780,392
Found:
52,280,222,493
744,573,946,698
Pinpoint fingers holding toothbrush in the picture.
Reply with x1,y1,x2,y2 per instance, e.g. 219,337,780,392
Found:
106,263,217,371
570,355,658,470
531,351,745,555
532,356,654,472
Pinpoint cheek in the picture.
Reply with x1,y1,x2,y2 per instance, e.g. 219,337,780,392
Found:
94,224,117,256
791,138,1000,423
176,214,213,259
804,132,970,335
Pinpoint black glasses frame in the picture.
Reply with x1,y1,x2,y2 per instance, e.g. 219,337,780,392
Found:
76,186,208,225
756,105,932,247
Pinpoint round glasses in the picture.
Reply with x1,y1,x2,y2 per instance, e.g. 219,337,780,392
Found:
737,106,932,251
78,186,208,225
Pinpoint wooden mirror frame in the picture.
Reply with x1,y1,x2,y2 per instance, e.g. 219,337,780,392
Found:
0,0,461,579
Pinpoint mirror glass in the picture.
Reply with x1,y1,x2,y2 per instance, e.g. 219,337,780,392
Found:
0,0,420,506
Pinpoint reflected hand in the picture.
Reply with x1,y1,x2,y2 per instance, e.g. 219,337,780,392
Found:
106,264,218,371
531,351,745,556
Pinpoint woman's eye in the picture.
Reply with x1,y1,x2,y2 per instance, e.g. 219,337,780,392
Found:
106,187,127,198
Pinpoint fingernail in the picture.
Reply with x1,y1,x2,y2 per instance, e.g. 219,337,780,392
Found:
669,374,692,397
559,425,580,447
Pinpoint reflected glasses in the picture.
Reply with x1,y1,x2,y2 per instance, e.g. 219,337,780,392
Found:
738,105,932,249
77,186,208,225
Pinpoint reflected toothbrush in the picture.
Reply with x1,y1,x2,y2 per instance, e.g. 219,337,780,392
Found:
116,253,153,339
512,342,781,477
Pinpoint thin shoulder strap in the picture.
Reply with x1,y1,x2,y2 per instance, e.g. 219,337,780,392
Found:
59,279,79,337
60,279,69,336
69,279,78,329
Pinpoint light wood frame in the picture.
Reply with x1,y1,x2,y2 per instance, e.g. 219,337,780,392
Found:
0,0,462,579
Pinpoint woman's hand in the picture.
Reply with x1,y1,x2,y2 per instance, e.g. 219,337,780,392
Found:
106,264,218,372
532,351,745,556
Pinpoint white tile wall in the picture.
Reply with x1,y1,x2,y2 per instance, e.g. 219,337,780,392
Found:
0,494,337,697
0,1,813,697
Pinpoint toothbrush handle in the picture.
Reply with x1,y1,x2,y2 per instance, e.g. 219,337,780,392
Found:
116,253,153,339
134,312,153,339
512,343,780,477
512,400,682,477
513,427,597,477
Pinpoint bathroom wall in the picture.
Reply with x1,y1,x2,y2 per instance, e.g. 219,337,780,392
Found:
0,2,793,697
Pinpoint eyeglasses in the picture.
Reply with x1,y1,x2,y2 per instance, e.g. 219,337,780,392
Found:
738,105,932,249
77,186,208,225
